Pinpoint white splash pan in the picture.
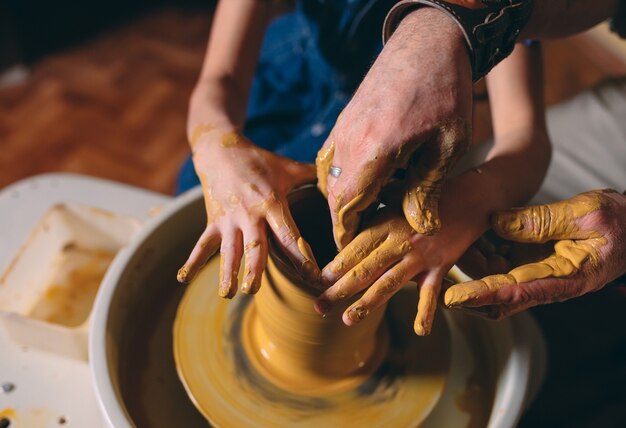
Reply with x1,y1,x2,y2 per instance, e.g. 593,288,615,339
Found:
91,186,547,428
0,173,169,428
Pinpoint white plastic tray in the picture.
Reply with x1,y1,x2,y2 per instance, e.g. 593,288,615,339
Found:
0,173,171,428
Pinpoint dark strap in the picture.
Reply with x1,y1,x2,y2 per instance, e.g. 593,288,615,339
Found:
611,0,626,38
383,0,534,82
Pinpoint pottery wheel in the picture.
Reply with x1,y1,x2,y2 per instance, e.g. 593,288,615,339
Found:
174,255,452,428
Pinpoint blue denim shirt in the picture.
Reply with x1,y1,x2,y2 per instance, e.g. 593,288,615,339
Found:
177,0,395,193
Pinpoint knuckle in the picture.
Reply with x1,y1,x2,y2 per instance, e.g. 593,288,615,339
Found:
438,117,472,155
351,265,373,282
375,276,402,296
588,201,615,228
244,239,264,256
275,226,297,246
531,205,551,238
220,242,237,256
508,285,534,307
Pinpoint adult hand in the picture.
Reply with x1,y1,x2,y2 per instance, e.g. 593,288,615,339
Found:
177,125,321,297
316,7,472,249
444,189,626,319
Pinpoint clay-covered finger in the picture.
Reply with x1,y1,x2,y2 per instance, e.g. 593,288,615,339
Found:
403,118,471,235
445,273,528,309
448,276,576,321
321,225,389,286
218,230,244,299
492,189,618,243
316,245,401,313
240,226,268,295
327,158,392,249
265,196,321,285
342,259,413,326
443,240,591,310
332,186,380,250
177,227,220,283
414,270,445,336
315,140,335,197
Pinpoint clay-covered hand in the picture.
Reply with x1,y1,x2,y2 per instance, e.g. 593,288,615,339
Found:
315,206,470,336
444,189,626,319
316,8,472,249
177,125,321,297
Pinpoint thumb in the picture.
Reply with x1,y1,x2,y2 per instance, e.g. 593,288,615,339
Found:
403,118,471,235
315,140,335,197
444,237,599,310
492,189,616,243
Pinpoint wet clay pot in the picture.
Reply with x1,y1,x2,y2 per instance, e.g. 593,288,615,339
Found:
90,186,546,428
239,188,389,395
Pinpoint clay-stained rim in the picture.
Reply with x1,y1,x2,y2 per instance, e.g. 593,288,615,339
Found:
89,185,544,428
89,186,205,428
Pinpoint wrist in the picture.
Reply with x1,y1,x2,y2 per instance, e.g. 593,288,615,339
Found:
440,176,492,243
384,0,533,82
393,7,468,60
189,78,246,134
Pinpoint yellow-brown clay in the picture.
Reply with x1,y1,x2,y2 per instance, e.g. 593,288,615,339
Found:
201,184,225,223
177,266,190,283
415,285,438,336
189,123,215,150
335,191,369,249
189,124,241,150
492,189,613,243
321,211,434,327
403,118,471,235
242,255,389,394
315,140,335,197
244,240,261,253
173,254,455,427
173,188,467,427
29,247,114,327
220,132,241,148
445,190,616,308
0,409,16,419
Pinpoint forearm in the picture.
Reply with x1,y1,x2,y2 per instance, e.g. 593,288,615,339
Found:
440,42,550,243
523,0,621,39
188,0,280,136
438,128,550,256
484,42,550,206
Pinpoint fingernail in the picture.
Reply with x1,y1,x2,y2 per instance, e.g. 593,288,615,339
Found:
218,286,229,298
346,306,369,325
414,319,431,336
177,266,189,283
218,280,235,298
493,211,523,234
240,282,251,294
443,288,470,307
315,299,330,314
320,271,335,287
414,323,426,336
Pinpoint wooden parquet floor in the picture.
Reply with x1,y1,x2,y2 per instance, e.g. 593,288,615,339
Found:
1,6,625,194
0,6,211,194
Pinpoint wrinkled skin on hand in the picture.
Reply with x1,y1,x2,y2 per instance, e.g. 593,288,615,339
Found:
315,207,470,336
444,189,626,319
177,125,321,297
316,8,472,249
